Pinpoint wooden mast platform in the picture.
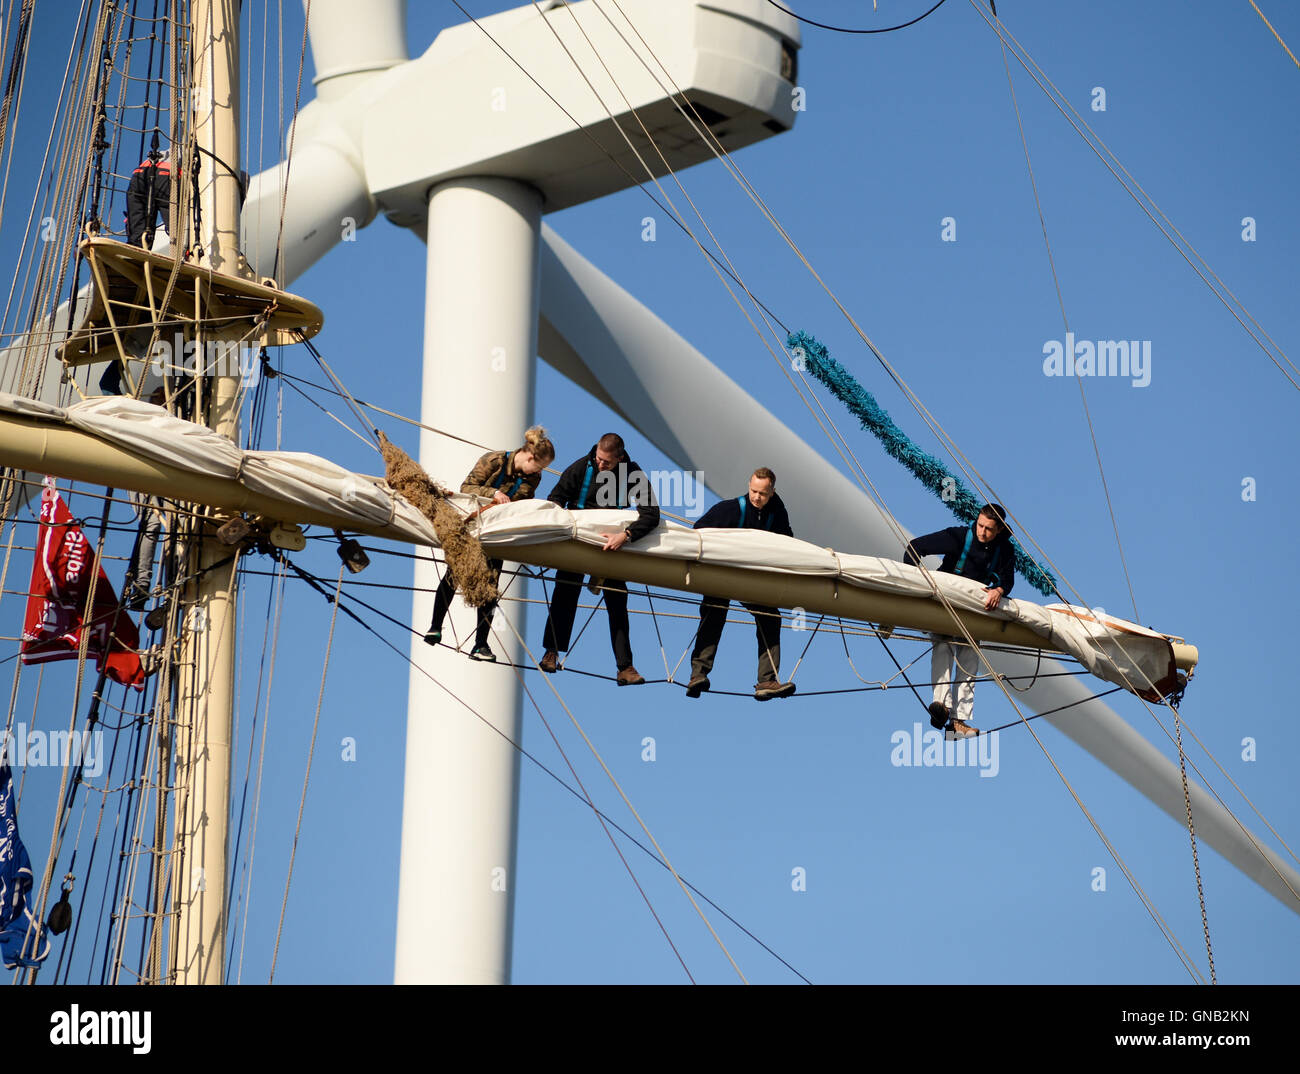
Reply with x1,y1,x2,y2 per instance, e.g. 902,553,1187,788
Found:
56,235,324,370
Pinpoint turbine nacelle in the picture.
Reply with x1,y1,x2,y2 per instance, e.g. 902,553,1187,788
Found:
365,0,800,223
241,0,801,279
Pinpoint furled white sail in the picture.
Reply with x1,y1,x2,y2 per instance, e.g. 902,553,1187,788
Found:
0,392,1184,700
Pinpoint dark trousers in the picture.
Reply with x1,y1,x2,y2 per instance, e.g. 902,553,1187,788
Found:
430,558,501,649
542,570,633,670
690,596,781,685
123,494,163,604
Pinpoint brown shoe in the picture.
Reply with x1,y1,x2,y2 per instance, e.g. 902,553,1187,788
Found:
539,650,559,673
754,680,796,701
616,666,646,686
685,673,710,699
947,718,979,739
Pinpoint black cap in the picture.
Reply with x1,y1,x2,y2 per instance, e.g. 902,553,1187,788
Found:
980,503,1011,535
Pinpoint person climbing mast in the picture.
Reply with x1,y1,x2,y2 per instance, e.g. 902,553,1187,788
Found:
125,147,171,249
904,503,1017,738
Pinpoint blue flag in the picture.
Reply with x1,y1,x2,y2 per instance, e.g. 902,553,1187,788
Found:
0,763,49,969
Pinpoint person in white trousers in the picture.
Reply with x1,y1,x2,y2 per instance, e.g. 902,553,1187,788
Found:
904,504,1016,738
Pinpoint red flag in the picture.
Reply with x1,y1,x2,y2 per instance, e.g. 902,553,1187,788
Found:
20,479,145,688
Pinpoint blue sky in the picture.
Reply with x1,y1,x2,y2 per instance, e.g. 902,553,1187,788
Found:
4,1,1298,985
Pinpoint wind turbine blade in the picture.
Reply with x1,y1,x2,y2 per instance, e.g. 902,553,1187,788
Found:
536,223,1300,917
305,0,408,103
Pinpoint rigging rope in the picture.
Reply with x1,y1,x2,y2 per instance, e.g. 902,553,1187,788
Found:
22,481,119,980
986,0,1213,977
989,10,1139,621
496,609,749,983
0,0,34,231
0,0,90,400
268,562,340,983
491,603,698,983
269,0,311,284
55,690,145,983
1247,0,1300,71
762,0,952,35
228,557,286,983
965,0,1300,393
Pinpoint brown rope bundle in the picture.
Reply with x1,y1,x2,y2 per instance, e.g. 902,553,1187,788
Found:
378,432,499,608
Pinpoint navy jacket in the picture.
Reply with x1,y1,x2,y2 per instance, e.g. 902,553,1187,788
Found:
694,492,793,537
904,523,1015,597
548,445,660,543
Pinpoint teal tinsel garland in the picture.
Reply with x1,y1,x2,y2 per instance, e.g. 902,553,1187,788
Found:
786,329,1057,596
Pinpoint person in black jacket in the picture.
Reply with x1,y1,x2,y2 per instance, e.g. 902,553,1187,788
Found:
539,433,660,685
125,152,171,248
904,503,1016,737
685,468,797,702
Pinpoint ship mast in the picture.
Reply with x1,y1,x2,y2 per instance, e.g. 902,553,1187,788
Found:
169,0,246,985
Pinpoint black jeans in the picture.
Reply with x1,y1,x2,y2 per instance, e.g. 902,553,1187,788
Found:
542,570,633,670
429,558,501,649
690,595,781,685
